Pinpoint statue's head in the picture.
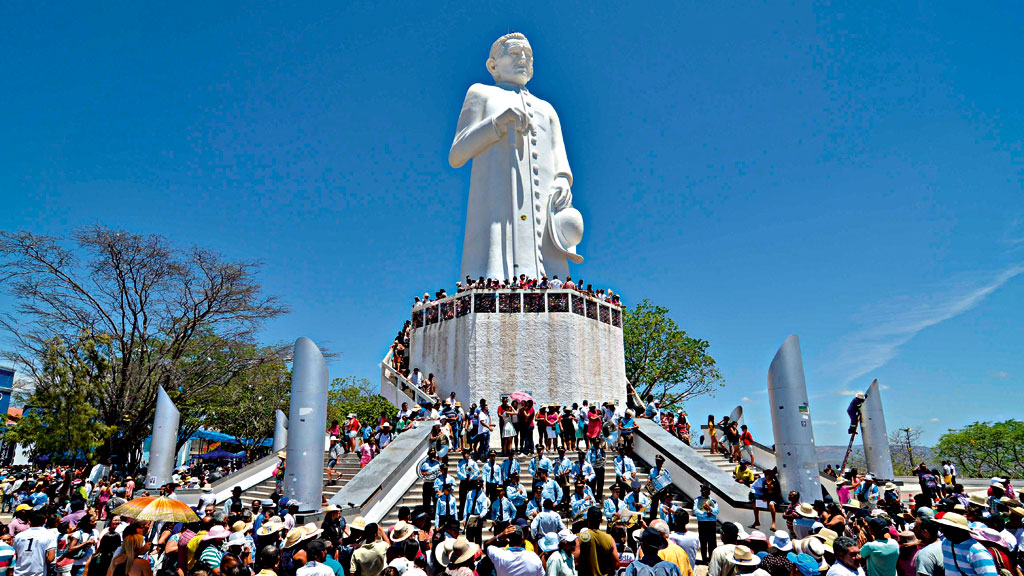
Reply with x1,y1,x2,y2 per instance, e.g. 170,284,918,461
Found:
487,32,533,86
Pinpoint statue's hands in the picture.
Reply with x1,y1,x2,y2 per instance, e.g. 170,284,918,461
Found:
552,177,572,211
494,107,532,136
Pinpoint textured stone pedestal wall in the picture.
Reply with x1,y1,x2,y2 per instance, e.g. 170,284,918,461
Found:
409,290,627,408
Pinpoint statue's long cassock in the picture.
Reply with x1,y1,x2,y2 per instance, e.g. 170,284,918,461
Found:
450,83,573,281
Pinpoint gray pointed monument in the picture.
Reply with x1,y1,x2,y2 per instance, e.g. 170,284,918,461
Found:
284,337,329,512
767,335,822,501
145,387,180,490
273,409,289,454
860,379,895,480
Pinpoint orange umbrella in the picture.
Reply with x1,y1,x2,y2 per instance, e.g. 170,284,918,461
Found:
112,496,200,523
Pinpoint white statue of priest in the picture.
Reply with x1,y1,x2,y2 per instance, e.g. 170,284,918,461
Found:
449,33,584,282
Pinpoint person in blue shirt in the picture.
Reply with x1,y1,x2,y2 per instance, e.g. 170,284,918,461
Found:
603,484,627,523
647,454,672,520
481,451,504,501
490,491,517,533
500,453,521,480
456,449,480,513
587,443,607,499
614,449,637,489
625,481,651,516
570,479,597,531
435,482,460,528
553,448,574,515
693,484,719,561
463,479,490,545
618,409,639,454
535,468,564,508
420,449,441,509
529,445,552,477
572,450,596,485
433,463,457,500
505,472,529,517
526,485,546,520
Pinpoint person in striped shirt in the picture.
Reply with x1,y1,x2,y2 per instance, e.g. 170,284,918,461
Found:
0,533,14,576
934,513,997,576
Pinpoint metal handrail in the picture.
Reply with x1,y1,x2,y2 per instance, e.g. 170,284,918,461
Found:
380,348,436,406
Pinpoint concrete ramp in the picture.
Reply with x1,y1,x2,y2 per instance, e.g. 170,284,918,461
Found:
635,419,752,526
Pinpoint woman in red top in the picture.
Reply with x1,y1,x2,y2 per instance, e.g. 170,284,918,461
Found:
545,407,561,450
585,406,603,448
346,413,361,452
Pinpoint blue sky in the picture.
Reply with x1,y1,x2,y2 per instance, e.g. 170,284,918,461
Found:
1,2,1021,446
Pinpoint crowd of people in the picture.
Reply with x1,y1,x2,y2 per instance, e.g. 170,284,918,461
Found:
2,389,1021,576
411,276,624,311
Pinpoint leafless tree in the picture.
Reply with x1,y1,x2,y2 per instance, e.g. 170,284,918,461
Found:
0,226,288,468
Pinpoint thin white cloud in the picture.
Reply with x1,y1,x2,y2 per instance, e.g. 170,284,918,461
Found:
741,396,752,402
828,266,1023,386
992,370,1010,379
879,384,890,390
837,389,859,396
929,417,940,423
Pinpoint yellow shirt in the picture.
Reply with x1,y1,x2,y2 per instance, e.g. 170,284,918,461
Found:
734,466,755,485
639,543,695,576
186,531,208,570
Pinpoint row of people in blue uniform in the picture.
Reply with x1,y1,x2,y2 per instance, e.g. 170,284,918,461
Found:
420,446,687,541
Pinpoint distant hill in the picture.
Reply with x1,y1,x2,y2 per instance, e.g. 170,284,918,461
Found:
815,445,933,471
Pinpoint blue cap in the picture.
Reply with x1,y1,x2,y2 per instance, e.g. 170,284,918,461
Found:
787,553,820,576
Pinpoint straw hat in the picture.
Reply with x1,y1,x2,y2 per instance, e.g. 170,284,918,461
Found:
256,517,285,536
283,527,306,548
795,502,817,518
436,536,480,567
933,512,973,533
231,520,252,533
300,522,323,541
728,546,761,566
349,516,367,531
277,450,287,459
813,528,838,552
390,521,414,543
801,538,829,570
324,505,342,513
898,531,920,548
967,492,989,508
883,482,898,492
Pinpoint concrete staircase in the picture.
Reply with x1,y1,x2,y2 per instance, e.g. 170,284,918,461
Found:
239,453,362,507
379,451,701,539
695,447,744,476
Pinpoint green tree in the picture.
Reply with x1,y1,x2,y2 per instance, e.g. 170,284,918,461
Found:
622,299,724,407
0,227,288,469
327,376,397,433
203,353,291,457
7,336,116,464
934,420,1024,478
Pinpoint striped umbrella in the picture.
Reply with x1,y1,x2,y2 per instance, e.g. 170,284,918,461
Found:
112,496,200,523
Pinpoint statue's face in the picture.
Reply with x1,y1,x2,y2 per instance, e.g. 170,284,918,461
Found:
492,39,533,86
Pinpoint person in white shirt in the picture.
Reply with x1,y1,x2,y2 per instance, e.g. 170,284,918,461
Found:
476,405,493,460
409,369,424,388
486,525,544,576
14,511,57,576
550,276,563,290
826,536,865,576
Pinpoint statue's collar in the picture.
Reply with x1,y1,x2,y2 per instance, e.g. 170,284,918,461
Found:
496,82,529,94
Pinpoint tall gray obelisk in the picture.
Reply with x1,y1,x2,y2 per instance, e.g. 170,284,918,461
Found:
273,409,289,454
146,387,180,490
767,335,822,501
284,337,328,512
860,379,895,480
